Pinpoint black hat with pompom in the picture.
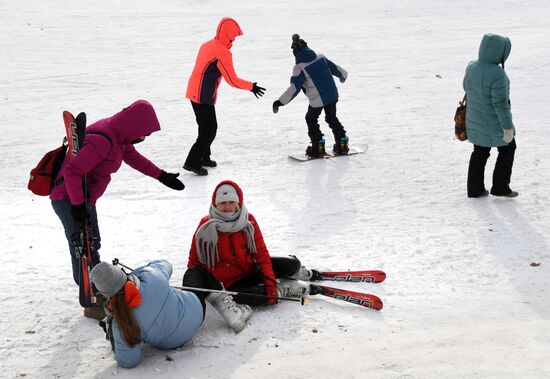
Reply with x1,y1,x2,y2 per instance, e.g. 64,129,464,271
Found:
291,34,307,55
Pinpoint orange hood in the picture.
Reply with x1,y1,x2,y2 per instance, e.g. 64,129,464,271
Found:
215,17,243,48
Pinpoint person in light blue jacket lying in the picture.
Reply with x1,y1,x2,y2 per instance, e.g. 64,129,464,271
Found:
90,260,205,368
273,34,349,158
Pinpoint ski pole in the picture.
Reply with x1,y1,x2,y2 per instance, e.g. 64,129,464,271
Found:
112,258,133,272
173,285,305,305
112,258,305,305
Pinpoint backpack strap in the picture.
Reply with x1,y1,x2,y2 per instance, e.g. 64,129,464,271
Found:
86,131,113,146
52,131,113,190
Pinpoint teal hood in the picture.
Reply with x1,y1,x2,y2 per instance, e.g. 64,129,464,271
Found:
478,34,511,65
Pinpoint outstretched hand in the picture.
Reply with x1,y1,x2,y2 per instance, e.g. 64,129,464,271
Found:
251,83,266,98
272,100,283,114
159,171,185,191
265,285,278,306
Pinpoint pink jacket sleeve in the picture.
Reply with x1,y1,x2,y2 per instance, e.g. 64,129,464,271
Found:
64,137,111,205
122,144,162,179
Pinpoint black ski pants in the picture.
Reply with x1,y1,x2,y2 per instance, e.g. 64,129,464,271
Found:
467,139,516,197
184,101,217,169
182,265,224,315
182,256,302,307
228,256,302,306
305,101,345,143
52,199,101,286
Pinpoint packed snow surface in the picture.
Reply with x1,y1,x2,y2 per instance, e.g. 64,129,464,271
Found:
1,0,549,378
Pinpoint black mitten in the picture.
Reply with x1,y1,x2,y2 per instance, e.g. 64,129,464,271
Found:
159,171,185,191
71,203,89,231
272,100,283,114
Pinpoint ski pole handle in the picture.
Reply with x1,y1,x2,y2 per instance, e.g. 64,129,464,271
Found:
173,285,305,305
112,258,134,272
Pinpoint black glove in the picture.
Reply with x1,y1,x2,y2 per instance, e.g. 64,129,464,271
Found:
159,171,185,191
272,100,283,114
99,316,115,351
251,83,266,98
71,203,89,231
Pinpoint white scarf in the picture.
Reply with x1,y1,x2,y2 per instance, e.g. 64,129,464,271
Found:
195,204,257,269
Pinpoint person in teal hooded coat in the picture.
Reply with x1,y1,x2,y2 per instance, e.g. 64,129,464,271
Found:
463,34,517,198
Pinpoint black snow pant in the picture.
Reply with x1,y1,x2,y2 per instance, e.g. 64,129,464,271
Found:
184,101,217,169
182,265,224,317
305,101,345,143
467,139,516,197
227,256,302,306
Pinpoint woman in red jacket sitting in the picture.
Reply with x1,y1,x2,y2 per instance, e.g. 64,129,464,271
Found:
184,180,317,330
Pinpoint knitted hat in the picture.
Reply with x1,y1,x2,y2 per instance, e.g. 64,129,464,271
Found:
90,262,127,298
215,183,240,205
291,34,307,55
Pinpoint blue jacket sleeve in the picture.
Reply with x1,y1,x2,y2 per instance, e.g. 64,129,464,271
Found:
278,66,305,105
326,58,348,82
112,320,142,368
147,260,173,281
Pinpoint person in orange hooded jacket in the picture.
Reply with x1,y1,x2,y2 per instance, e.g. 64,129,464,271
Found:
185,180,315,312
183,17,266,176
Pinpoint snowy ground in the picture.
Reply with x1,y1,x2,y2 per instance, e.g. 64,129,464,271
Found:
2,0,550,378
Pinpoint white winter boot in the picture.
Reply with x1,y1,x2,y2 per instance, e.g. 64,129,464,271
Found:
277,278,310,298
206,292,253,333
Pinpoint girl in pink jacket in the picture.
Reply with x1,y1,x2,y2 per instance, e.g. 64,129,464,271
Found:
50,100,184,318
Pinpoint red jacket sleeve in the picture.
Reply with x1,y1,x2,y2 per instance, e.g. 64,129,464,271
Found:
249,215,277,290
217,49,253,91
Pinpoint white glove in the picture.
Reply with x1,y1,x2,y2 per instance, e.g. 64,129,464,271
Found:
503,129,514,143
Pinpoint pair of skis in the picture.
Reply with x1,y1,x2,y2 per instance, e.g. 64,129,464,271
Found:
308,270,385,311
63,111,95,308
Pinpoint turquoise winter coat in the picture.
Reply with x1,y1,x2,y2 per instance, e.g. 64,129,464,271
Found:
463,34,515,147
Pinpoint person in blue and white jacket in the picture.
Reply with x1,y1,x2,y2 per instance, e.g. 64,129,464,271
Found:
273,34,349,157
90,260,205,368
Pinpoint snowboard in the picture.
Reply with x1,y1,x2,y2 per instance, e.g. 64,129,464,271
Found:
289,144,368,161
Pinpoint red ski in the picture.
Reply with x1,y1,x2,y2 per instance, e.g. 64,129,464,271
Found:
315,270,386,283
310,284,383,310
63,111,94,308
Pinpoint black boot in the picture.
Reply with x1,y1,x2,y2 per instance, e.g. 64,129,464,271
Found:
306,138,325,158
183,165,208,176
201,157,217,167
332,129,349,155
333,136,349,155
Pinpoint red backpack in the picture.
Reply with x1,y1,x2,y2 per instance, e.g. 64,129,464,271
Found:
28,141,67,196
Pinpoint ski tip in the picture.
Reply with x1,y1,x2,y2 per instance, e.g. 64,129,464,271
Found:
76,112,87,126
63,111,75,126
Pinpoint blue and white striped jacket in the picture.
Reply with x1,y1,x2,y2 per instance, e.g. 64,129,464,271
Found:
278,47,347,108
